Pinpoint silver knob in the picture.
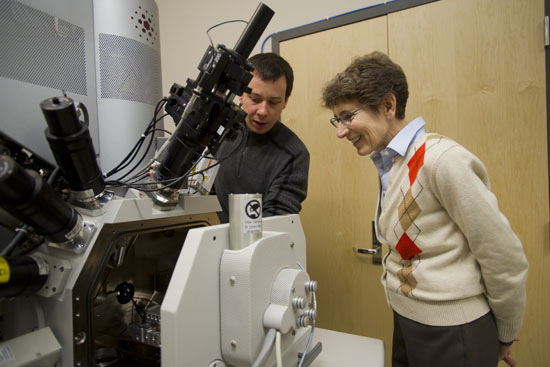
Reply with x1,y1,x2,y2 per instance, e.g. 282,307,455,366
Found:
293,296,306,309
304,308,317,321
297,314,309,327
305,280,318,292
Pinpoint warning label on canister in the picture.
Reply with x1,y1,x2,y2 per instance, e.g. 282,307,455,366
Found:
229,193,263,250
243,199,262,233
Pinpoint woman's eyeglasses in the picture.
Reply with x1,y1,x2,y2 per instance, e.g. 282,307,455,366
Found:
329,104,369,128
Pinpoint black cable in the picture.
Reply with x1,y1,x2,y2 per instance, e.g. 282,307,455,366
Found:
105,136,145,178
104,109,248,195
104,171,185,192
206,20,248,49
117,125,173,185
126,173,149,183
110,138,147,178
105,145,208,193
107,123,246,193
105,98,167,179
170,122,248,191
106,111,168,184
114,117,166,182
106,149,220,193
110,104,167,179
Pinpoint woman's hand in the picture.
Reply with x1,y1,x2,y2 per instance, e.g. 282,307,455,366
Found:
499,338,520,367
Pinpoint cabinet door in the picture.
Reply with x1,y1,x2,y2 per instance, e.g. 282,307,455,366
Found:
280,15,395,363
280,0,548,366
389,1,547,366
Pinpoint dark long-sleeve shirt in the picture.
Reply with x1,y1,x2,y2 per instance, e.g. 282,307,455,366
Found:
214,121,309,223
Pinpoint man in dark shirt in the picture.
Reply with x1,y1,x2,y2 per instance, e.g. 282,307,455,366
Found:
214,53,309,223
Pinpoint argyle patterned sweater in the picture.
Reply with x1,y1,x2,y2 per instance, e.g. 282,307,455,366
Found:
376,133,529,343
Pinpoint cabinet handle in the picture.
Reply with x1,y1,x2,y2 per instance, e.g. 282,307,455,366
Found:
352,247,379,255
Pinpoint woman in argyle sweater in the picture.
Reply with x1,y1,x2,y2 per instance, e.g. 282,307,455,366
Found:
321,52,528,367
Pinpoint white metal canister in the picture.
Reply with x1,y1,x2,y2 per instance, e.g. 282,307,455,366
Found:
228,193,262,250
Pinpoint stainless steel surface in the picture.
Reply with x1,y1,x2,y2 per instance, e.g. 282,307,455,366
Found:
71,211,219,366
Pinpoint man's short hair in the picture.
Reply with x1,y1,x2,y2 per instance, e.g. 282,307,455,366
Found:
322,52,409,120
249,53,294,100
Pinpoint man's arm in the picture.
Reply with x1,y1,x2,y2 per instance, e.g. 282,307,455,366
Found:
262,148,309,217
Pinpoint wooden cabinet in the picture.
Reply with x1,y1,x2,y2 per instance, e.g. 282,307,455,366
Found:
279,0,548,365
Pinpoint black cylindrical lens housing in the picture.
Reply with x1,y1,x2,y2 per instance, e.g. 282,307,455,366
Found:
0,154,35,203
0,156,80,243
0,256,48,297
40,96,82,136
41,96,105,196
234,3,274,58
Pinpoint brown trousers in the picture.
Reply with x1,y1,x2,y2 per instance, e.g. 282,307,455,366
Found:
392,311,500,367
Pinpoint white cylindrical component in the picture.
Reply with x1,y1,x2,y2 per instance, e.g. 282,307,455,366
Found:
93,0,162,178
263,304,294,334
228,193,262,250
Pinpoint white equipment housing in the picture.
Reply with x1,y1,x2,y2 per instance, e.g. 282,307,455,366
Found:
162,215,312,367
0,0,161,175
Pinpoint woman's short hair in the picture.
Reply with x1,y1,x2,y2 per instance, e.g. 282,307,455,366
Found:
322,51,409,119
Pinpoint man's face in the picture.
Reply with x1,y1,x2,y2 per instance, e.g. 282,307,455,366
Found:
240,72,288,134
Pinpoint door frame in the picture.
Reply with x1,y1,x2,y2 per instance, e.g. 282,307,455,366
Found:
271,0,439,55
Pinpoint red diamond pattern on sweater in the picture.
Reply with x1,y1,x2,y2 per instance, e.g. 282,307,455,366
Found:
407,142,426,186
396,232,422,260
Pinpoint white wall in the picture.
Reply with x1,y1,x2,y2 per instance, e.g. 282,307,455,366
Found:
157,0,384,104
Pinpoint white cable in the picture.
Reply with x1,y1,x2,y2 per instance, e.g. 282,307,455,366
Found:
297,290,317,367
297,260,317,367
251,328,277,367
275,331,282,367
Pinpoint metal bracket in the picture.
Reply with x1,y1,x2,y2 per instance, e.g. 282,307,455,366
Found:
297,341,323,367
48,220,97,254
36,253,72,298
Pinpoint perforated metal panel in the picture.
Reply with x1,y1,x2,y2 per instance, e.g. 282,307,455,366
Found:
0,0,87,95
98,33,161,105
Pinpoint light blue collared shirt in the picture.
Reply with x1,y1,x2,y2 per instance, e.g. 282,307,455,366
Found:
370,117,426,204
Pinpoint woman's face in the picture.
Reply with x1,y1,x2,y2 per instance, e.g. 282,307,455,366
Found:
331,101,394,156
